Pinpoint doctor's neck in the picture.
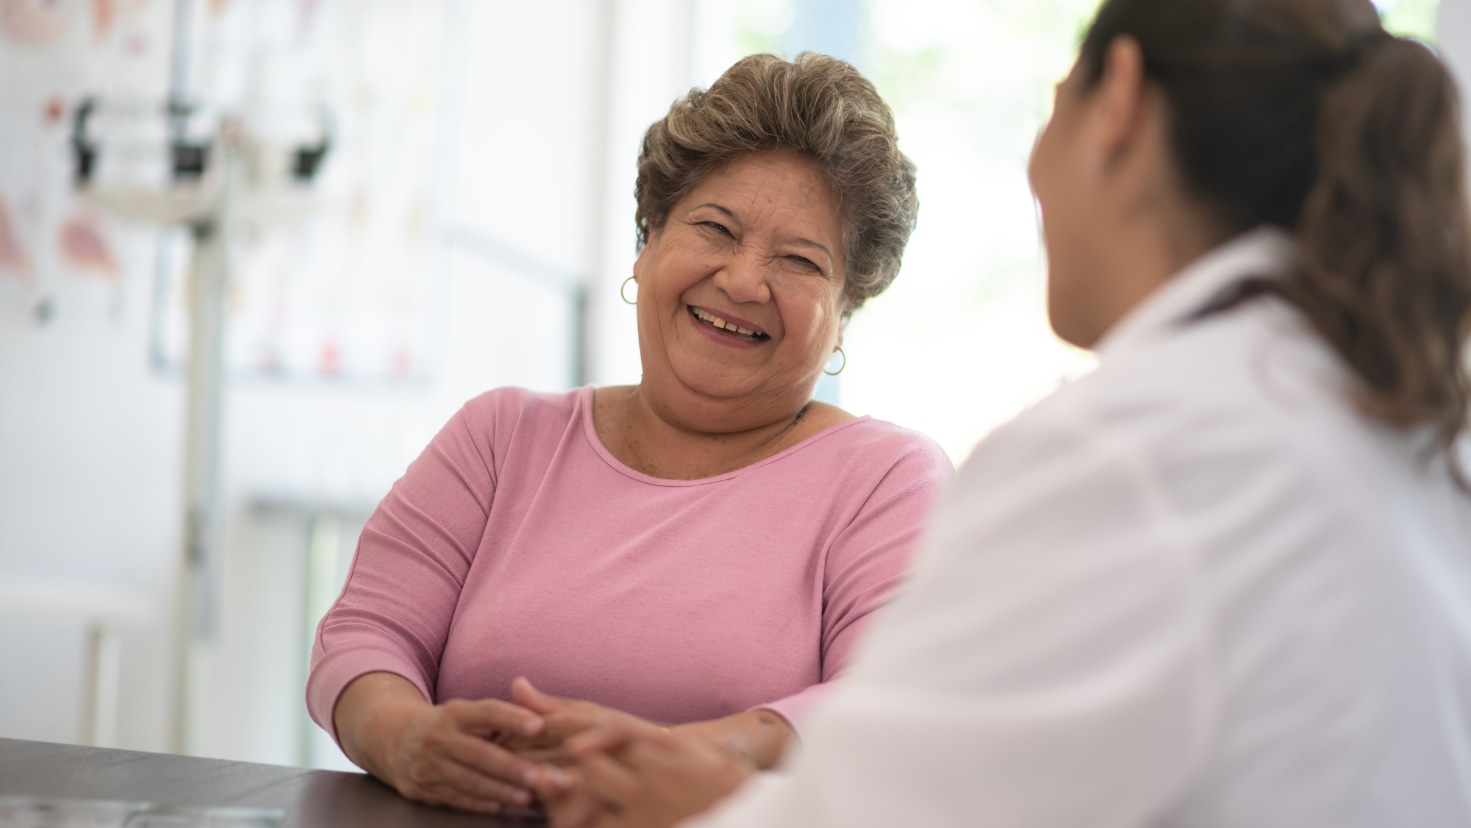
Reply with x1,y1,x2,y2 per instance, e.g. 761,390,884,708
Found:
1107,196,1236,321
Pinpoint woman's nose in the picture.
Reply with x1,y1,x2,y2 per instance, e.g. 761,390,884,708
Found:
713,252,772,304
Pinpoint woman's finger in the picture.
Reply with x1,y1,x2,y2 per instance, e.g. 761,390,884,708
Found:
449,697,544,740
415,780,506,816
567,714,671,757
567,727,625,757
384,701,547,813
501,708,599,756
527,762,581,797
576,750,644,805
396,746,528,809
440,728,538,785
511,745,575,765
537,768,605,828
511,676,572,715
436,756,534,806
395,758,512,813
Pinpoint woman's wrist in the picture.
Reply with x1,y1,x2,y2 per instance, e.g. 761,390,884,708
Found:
334,673,432,784
675,709,794,771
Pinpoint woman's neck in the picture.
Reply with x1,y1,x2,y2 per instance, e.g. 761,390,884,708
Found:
1082,206,1237,349
593,385,849,480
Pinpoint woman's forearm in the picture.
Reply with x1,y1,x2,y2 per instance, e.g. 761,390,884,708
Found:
333,672,434,782
675,708,795,770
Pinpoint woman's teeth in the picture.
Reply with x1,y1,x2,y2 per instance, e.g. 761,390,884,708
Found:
691,307,767,340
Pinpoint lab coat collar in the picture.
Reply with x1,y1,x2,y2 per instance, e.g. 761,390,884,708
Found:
1094,226,1299,361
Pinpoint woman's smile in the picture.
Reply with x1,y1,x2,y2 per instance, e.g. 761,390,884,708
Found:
687,305,771,348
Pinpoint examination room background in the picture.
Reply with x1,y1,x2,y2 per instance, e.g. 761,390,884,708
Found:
0,0,1458,771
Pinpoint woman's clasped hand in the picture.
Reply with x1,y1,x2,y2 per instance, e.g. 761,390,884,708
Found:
375,701,542,813
332,673,542,814
531,716,753,828
337,671,781,822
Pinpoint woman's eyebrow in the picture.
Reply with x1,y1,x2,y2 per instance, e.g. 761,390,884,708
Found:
790,237,832,261
692,202,738,220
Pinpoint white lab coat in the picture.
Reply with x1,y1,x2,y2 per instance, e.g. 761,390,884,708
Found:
688,228,1471,828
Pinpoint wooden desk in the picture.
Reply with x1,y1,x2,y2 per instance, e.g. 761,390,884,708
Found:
0,738,543,827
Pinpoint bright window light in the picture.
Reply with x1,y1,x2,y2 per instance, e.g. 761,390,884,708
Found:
701,0,1440,463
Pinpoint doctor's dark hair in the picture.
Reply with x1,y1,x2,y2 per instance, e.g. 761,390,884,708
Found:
634,52,919,315
1079,0,1471,487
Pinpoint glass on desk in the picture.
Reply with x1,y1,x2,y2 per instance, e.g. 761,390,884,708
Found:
0,799,281,828
0,796,142,828
123,808,282,828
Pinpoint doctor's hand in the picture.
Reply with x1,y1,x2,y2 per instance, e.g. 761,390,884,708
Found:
332,672,546,815
530,715,755,828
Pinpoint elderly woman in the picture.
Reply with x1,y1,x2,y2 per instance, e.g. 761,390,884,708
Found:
306,53,949,815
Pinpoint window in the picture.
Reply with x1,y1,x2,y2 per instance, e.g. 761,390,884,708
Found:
698,0,1443,462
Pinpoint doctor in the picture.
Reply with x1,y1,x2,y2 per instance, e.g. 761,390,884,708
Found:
523,0,1471,825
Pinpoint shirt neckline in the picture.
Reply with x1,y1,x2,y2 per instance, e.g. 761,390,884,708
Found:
1094,226,1299,362
575,386,873,487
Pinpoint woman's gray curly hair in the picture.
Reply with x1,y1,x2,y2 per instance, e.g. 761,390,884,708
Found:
634,52,919,315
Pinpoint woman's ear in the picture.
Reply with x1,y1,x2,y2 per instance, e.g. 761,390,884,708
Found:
633,230,658,276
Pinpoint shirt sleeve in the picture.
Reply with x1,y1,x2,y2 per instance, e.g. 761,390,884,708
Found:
305,400,498,745
690,411,1215,827
760,437,954,728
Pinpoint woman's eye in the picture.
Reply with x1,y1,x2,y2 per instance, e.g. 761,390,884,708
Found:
789,255,818,270
702,221,732,236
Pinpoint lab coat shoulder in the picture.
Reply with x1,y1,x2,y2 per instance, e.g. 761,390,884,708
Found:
1011,302,1360,550
1056,302,1343,457
1062,301,1404,575
875,345,1224,693
776,337,1230,827
918,304,1318,585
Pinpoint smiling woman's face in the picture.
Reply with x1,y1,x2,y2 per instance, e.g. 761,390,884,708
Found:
633,149,847,429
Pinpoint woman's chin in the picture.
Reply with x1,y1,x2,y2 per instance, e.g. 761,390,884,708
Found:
647,370,807,421
667,374,765,405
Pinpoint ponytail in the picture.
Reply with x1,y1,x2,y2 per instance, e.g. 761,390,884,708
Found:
1284,35,1471,487
1080,0,1471,489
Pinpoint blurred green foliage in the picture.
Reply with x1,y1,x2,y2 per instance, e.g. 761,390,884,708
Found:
1377,0,1440,41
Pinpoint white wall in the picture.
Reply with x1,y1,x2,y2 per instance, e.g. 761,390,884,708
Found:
588,0,700,386
1441,0,1471,91
0,283,182,752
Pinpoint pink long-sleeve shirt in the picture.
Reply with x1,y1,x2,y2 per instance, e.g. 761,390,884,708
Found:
307,386,951,741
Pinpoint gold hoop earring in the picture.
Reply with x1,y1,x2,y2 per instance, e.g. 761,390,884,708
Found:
823,347,846,376
620,276,638,305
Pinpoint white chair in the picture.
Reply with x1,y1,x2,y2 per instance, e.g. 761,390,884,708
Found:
0,580,151,748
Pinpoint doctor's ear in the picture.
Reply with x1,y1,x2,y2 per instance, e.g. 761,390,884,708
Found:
1087,36,1154,176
